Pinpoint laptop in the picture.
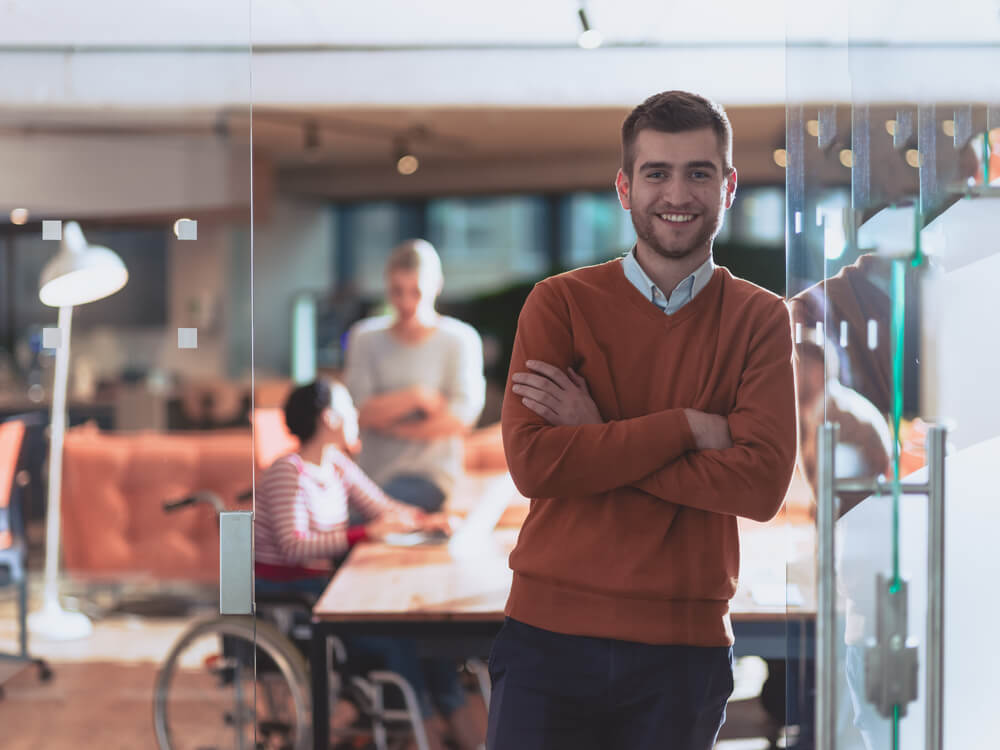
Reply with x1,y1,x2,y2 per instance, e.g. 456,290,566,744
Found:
383,473,516,548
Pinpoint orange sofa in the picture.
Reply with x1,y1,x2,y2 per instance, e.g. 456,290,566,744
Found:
60,424,253,582
59,419,507,583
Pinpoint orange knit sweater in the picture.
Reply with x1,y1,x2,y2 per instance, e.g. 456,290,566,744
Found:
501,260,797,646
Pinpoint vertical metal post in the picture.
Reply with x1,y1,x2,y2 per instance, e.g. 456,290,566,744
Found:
816,423,839,750
925,426,947,750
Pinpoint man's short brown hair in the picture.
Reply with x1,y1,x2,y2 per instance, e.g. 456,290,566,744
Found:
621,91,733,177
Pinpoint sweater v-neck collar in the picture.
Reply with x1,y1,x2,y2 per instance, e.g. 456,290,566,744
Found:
608,258,726,328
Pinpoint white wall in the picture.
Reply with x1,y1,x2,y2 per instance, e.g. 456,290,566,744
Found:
0,134,250,219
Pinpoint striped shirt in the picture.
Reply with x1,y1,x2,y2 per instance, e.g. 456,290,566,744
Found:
254,448,392,574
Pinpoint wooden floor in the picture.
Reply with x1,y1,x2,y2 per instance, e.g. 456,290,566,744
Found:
0,577,781,749
0,660,778,750
1,661,164,750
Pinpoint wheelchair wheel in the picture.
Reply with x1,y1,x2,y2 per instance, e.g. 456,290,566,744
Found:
153,616,310,750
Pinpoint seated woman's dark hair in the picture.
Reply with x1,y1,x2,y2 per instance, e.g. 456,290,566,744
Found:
283,379,333,443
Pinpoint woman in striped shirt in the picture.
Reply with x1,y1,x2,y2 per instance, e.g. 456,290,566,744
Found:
254,379,433,584
254,379,465,750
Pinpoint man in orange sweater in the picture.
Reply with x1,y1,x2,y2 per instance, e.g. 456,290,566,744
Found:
487,91,798,750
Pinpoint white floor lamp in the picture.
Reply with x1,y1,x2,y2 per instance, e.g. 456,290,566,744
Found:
27,221,128,641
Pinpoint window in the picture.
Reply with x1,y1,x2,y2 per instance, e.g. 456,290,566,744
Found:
426,196,548,297
563,191,636,267
732,187,784,246
3,225,167,331
348,202,423,297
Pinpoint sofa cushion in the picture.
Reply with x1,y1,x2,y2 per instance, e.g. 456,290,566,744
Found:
61,426,252,582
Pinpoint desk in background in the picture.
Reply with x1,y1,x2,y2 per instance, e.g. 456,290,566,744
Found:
310,498,816,749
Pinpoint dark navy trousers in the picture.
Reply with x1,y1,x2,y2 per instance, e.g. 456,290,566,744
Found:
487,617,733,750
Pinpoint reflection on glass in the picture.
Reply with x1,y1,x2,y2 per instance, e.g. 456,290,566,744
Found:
788,49,1000,749
0,4,254,747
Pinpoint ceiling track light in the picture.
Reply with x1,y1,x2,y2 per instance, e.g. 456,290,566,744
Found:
577,6,603,49
303,120,320,161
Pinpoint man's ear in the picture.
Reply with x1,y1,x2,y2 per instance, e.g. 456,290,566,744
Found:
724,167,738,209
615,169,631,211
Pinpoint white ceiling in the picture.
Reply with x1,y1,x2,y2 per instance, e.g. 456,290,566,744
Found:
1,0,999,46
0,1,997,113
0,0,996,202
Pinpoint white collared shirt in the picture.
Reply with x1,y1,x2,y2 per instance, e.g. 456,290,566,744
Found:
621,246,715,315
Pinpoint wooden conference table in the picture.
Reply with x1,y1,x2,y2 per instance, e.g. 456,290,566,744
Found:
310,488,816,748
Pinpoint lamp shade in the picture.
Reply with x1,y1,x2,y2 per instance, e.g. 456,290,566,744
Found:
39,221,128,307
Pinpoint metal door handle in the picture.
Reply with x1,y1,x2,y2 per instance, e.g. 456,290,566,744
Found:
925,426,946,750
816,422,947,750
816,423,839,750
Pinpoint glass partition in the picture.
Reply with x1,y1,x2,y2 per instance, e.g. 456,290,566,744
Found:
0,4,258,748
786,6,1000,748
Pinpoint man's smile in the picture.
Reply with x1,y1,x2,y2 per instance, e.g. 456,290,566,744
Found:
656,212,697,224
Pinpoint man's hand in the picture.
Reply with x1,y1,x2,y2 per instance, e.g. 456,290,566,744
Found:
511,360,603,426
683,409,733,451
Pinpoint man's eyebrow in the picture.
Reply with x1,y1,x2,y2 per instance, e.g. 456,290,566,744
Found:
637,160,719,172
638,160,669,171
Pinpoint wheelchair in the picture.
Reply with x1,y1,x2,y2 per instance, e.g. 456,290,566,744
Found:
151,491,485,750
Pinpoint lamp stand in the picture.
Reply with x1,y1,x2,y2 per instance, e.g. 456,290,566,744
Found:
28,305,92,640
